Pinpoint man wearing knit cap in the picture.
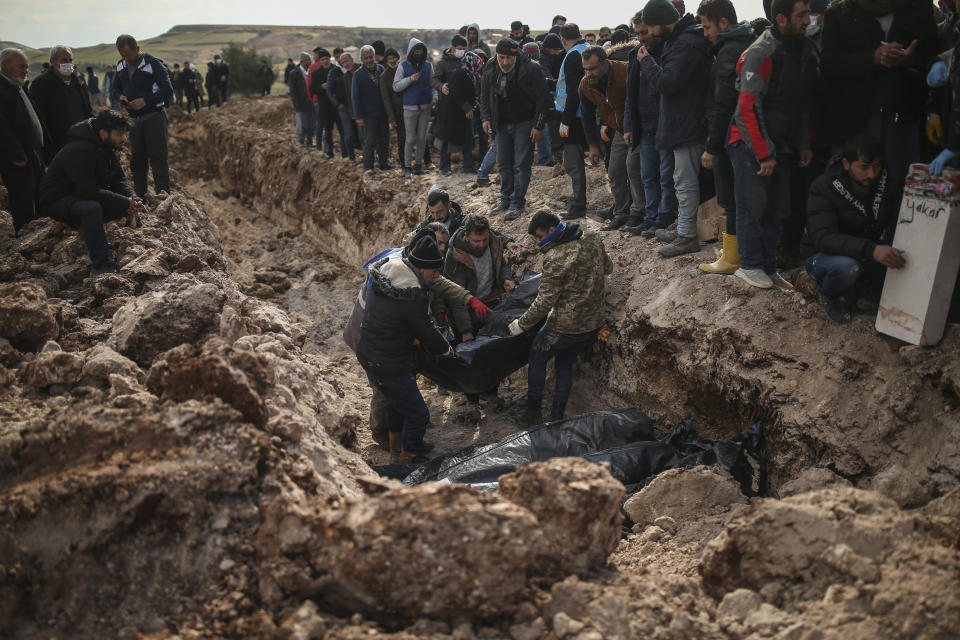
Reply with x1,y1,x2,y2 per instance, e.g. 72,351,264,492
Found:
372,40,386,65
637,0,711,258
288,52,316,147
479,38,550,219
356,234,454,463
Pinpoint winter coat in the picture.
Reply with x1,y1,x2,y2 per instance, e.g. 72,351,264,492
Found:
579,60,629,143
308,62,329,104
821,0,937,144
180,68,199,93
705,22,755,156
288,66,312,113
29,69,92,158
284,62,297,85
624,41,664,146
0,75,46,168
728,27,816,159
356,256,451,376
380,65,404,123
327,65,348,111
111,52,174,114
516,223,613,334
215,62,230,88
479,54,550,131
38,118,133,223
466,24,492,58
342,64,358,118
436,66,477,144
802,159,898,259
352,64,387,120
393,39,435,107
432,48,460,92
638,13,712,152
258,65,275,89
205,67,218,91
607,40,638,62
443,227,510,333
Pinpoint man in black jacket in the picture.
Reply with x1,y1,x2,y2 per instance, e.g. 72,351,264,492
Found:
213,54,229,104
38,111,144,274
555,24,589,220
637,0,712,258
803,133,903,323
697,0,756,274
289,52,315,147
30,45,92,159
356,234,454,462
1,48,47,234
480,39,550,219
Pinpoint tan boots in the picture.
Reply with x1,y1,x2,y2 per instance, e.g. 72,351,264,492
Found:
699,232,739,274
389,432,430,464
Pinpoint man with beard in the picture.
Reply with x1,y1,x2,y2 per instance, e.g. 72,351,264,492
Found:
578,46,635,230
0,48,47,234
802,133,902,323
466,24,492,58
637,0,711,258
352,45,390,172
38,110,144,274
480,39,550,219
727,0,816,289
30,45,92,158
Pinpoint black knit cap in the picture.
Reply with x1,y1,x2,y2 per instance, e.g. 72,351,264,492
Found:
452,34,468,47
495,38,520,56
407,235,445,269
372,40,385,55
642,0,681,25
314,47,331,58
543,33,563,50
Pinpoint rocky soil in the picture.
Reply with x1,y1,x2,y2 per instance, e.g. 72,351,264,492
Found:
0,96,957,639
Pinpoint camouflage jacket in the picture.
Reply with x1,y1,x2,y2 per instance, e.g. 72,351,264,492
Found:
518,223,612,334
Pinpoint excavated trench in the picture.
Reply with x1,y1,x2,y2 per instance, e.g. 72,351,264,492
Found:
1,96,959,639
168,97,960,498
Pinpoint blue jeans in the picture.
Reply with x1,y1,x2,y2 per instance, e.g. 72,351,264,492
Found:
366,371,431,453
640,134,677,226
337,106,355,160
527,326,598,411
728,141,792,273
496,120,534,208
537,124,553,165
478,140,497,179
804,254,863,297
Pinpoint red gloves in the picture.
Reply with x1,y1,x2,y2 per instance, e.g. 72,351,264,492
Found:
469,297,490,319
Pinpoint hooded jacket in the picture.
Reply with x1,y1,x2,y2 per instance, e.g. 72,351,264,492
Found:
466,24,492,58
38,118,133,222
607,40,638,62
29,69,92,158
393,39,435,108
704,22,756,155
478,54,550,131
432,48,461,93
356,256,452,375
638,13,712,152
802,158,898,260
517,223,613,334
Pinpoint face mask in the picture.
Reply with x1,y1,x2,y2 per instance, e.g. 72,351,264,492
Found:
215,59,222,65
809,15,819,25
454,49,466,59
58,63,75,75
412,53,425,63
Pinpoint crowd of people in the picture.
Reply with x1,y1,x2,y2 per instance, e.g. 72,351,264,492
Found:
0,1,957,458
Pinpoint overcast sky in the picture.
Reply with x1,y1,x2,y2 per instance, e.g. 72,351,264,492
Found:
3,0,768,49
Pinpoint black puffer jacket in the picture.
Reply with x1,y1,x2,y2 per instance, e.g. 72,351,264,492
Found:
38,119,133,222
821,0,937,145
802,159,899,259
704,22,755,156
356,257,451,375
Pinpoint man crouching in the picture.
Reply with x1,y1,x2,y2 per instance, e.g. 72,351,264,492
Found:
356,234,456,462
39,109,143,274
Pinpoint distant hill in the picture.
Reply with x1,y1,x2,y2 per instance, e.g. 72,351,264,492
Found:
21,24,511,77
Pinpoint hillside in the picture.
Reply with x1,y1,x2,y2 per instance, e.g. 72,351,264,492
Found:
21,23,511,75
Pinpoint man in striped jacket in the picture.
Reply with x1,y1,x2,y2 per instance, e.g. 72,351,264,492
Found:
727,0,816,290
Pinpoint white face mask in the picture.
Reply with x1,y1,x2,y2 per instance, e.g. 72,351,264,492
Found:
454,48,466,59
58,63,75,76
809,15,819,25
215,59,222,65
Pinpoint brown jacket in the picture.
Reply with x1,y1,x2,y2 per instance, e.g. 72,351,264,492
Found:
579,60,628,132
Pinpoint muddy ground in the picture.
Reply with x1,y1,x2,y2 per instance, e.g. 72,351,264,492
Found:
0,96,958,639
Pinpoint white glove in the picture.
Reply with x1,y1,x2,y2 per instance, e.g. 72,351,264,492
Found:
558,123,570,138
508,319,522,336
